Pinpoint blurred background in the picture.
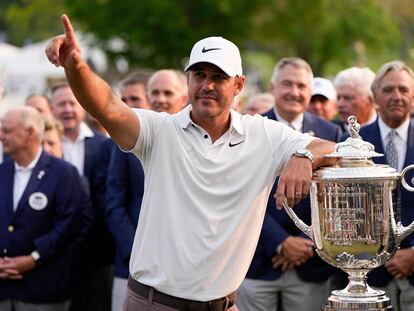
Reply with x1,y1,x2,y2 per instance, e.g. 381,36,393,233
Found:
0,0,413,114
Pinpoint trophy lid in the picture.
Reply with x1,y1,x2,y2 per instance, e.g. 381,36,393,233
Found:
313,116,400,181
325,116,383,159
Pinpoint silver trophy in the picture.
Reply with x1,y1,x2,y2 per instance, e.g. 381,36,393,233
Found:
284,116,414,310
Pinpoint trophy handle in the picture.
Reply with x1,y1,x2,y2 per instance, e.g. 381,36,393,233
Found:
396,164,414,242
282,196,313,240
401,164,414,192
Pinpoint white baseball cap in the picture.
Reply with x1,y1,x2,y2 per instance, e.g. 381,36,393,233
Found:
185,36,243,77
311,77,337,101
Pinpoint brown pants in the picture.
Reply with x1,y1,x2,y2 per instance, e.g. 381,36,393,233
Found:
123,287,239,311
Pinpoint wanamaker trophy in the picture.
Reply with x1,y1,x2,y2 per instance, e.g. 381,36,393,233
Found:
283,116,414,310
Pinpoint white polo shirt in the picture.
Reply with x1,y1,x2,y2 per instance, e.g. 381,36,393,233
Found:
128,105,314,301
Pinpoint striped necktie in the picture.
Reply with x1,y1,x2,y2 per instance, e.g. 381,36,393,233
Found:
385,130,398,170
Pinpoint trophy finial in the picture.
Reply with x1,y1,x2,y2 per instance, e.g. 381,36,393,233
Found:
348,116,362,140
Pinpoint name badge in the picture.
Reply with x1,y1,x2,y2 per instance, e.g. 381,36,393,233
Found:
29,192,48,211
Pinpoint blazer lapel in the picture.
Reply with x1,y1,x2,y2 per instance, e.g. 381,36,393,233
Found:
404,119,414,167
14,152,50,216
302,112,316,135
365,120,387,165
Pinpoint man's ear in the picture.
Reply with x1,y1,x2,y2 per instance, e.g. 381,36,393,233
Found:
235,76,245,95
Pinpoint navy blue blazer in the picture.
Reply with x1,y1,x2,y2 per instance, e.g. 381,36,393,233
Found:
347,119,414,287
105,145,145,278
246,110,342,282
0,151,83,303
82,132,115,265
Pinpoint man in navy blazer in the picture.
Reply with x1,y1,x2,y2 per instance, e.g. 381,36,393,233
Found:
238,58,342,311
105,69,188,311
354,61,414,310
51,83,113,311
0,107,83,311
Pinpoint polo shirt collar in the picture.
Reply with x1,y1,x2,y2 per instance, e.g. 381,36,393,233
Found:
176,105,244,135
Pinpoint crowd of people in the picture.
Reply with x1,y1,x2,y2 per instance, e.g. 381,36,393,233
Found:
0,14,414,311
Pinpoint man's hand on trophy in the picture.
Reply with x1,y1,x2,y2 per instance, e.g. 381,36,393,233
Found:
385,248,414,278
280,236,314,266
45,14,84,70
275,157,312,209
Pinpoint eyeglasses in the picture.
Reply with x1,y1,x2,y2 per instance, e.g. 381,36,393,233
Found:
121,96,141,102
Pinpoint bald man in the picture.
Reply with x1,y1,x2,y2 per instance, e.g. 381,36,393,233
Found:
147,70,188,114
0,107,83,311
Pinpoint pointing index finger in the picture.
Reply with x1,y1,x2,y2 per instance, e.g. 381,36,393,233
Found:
61,14,77,44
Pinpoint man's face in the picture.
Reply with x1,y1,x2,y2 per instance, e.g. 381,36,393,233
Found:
42,129,63,158
375,70,414,127
187,62,244,120
336,85,372,124
121,83,149,109
51,86,85,133
148,72,187,114
308,95,337,121
270,64,311,121
0,110,29,157
26,96,52,116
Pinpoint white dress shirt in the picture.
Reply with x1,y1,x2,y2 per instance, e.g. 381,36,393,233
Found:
378,116,409,173
13,148,42,212
274,107,304,132
62,122,94,175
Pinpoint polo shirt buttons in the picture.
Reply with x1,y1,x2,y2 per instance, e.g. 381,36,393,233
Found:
8,225,14,232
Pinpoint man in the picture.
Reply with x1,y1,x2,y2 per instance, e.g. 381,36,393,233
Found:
105,70,151,311
334,66,377,132
243,92,274,115
50,83,113,311
25,94,52,116
0,106,83,311
238,58,342,311
45,15,336,311
106,69,188,311
355,60,414,311
307,77,338,121
147,69,188,113
120,71,151,109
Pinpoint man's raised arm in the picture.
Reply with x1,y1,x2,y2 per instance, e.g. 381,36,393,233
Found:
45,14,139,150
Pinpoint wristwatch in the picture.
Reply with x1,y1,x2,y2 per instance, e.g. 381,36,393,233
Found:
30,250,41,262
293,148,314,163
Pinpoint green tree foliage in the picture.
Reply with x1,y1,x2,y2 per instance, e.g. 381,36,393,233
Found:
4,0,64,46
64,0,400,75
1,0,406,78
251,0,400,74
65,0,268,69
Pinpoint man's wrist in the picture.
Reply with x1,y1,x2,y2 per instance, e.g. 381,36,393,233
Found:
292,148,314,163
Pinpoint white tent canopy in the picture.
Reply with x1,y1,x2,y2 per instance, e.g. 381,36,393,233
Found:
0,32,107,98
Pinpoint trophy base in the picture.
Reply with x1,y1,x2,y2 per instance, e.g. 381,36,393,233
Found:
323,289,392,311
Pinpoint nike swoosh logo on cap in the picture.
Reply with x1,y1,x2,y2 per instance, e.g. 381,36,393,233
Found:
229,140,244,147
202,47,222,53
